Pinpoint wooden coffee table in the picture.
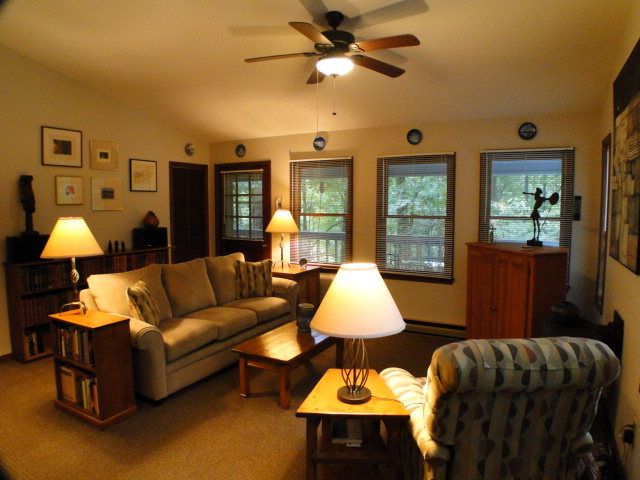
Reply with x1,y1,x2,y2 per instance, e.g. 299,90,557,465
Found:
231,321,343,409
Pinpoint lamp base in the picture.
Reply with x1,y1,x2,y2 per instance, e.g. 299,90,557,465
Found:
337,385,371,404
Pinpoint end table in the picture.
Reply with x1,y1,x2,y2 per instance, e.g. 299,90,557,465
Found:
296,369,409,479
272,264,320,308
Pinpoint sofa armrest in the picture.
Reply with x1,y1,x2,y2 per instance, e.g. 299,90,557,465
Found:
272,277,299,320
79,288,98,311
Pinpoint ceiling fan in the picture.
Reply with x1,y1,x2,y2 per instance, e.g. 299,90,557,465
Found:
244,10,420,84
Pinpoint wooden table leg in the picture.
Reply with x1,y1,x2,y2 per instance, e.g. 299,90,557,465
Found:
335,338,344,368
305,417,320,480
238,356,250,397
278,365,291,409
384,419,402,480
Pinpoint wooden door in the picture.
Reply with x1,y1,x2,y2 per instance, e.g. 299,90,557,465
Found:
169,162,209,263
214,161,271,261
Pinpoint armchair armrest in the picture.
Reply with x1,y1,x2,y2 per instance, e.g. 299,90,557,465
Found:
272,277,299,320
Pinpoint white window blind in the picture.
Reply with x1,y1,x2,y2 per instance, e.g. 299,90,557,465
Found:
479,148,574,247
376,153,456,281
289,158,353,266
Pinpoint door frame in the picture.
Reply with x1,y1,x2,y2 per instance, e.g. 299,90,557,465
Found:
169,161,210,262
214,160,271,258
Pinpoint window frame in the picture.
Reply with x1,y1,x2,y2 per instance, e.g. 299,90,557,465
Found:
289,157,353,268
376,153,456,283
479,147,575,248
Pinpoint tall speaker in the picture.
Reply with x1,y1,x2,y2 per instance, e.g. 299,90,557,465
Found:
132,228,168,249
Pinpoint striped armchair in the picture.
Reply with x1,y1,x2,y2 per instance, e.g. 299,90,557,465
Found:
380,337,620,480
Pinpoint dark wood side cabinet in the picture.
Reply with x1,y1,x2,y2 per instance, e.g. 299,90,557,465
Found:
50,309,137,429
466,242,568,339
272,264,321,308
4,247,168,363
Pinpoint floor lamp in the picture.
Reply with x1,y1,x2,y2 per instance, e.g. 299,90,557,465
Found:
311,263,405,404
40,217,103,314
265,201,299,268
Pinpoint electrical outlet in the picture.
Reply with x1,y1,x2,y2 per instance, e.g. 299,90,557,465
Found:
623,420,637,446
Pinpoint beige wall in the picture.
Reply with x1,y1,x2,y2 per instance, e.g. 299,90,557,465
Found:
0,47,212,357
598,5,640,477
212,112,602,327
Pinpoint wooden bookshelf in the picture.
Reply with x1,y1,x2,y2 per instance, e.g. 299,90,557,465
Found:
4,247,168,363
50,309,137,429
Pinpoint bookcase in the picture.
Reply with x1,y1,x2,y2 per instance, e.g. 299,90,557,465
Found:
50,309,137,428
4,247,168,363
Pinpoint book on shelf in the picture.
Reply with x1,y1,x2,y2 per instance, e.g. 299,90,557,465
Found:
23,329,46,357
55,324,94,366
57,365,99,415
331,418,363,447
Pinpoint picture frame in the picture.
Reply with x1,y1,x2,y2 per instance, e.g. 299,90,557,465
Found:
129,158,157,192
41,126,82,167
91,177,124,211
90,140,118,170
55,176,84,205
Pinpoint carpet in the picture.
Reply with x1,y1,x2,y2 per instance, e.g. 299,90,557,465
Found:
0,331,451,480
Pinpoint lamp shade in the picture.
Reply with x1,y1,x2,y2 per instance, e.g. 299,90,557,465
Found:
311,263,405,339
317,54,354,77
41,217,103,259
265,209,299,234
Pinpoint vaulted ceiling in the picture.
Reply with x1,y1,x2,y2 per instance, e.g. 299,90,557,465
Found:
0,0,635,142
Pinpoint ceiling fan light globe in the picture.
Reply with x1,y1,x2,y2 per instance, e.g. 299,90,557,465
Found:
316,56,353,76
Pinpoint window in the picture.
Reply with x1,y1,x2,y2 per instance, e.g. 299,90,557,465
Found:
376,153,456,281
222,170,264,240
289,158,353,266
479,148,575,247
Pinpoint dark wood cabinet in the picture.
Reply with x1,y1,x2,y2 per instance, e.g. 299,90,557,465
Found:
272,264,320,308
4,247,168,362
466,242,568,339
50,309,137,428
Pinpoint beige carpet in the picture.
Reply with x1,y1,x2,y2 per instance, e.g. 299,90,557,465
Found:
0,332,450,480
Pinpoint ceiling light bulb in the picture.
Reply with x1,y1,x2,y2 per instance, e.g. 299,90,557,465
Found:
317,55,354,77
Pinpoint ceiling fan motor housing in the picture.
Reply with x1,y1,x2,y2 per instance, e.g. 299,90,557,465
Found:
315,29,355,53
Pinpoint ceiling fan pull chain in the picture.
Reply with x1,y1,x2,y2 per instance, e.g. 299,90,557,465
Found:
316,69,320,135
332,76,337,116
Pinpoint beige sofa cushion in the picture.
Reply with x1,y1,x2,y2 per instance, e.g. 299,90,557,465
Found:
159,317,219,362
162,258,217,317
87,264,172,320
204,252,244,305
225,297,289,324
185,306,256,340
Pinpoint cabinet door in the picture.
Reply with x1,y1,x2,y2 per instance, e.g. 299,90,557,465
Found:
467,249,496,339
494,255,530,338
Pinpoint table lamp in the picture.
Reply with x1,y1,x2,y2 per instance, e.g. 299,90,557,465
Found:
265,200,299,268
311,263,405,404
41,217,103,314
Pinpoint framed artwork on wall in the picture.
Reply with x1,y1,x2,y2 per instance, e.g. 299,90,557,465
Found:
130,158,157,192
55,176,83,205
41,126,82,167
610,37,640,273
91,177,124,211
90,140,118,170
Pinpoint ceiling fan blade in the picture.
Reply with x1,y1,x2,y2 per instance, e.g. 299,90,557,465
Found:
352,34,420,53
306,69,326,85
351,55,405,78
345,0,429,29
245,52,317,63
289,21,333,45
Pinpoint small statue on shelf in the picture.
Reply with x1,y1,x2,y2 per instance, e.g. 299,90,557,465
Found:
19,175,38,236
114,240,120,253
523,188,559,246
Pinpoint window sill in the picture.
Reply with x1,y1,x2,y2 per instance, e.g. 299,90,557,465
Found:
380,271,454,284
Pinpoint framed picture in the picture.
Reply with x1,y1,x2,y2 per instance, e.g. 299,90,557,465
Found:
41,126,82,167
610,37,640,273
130,158,157,192
55,176,83,205
90,140,118,170
91,177,124,211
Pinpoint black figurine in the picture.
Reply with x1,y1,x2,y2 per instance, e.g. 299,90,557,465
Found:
523,188,559,246
19,175,38,236
107,240,113,253
114,240,120,253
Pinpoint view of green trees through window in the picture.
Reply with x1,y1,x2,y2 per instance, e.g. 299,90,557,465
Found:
290,159,352,265
377,155,455,280
223,171,263,240
490,160,562,245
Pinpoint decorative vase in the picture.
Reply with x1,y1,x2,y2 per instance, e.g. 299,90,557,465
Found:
143,211,159,228
297,303,314,333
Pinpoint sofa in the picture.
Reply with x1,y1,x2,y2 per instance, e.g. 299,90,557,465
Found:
79,252,299,401
380,337,620,480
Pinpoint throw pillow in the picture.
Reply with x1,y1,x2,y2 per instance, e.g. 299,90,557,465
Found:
127,280,161,327
234,259,273,299
161,258,217,317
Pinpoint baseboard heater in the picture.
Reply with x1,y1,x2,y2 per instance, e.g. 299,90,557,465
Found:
404,319,466,339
